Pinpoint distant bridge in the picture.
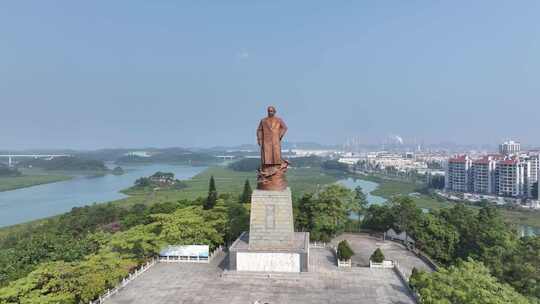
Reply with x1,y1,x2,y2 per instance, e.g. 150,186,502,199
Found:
0,154,71,167
215,155,235,160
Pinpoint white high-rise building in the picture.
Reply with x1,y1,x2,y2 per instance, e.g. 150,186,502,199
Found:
497,158,526,197
499,140,521,155
445,150,538,199
445,155,472,192
521,153,539,197
472,157,497,194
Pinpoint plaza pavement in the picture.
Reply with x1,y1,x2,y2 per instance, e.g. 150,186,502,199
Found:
106,243,418,304
331,233,434,278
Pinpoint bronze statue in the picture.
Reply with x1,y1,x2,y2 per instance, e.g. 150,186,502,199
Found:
256,106,289,190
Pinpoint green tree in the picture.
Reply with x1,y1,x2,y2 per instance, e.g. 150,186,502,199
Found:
309,185,355,242
410,259,530,304
120,203,148,228
370,248,385,263
294,193,315,232
503,236,540,299
390,196,423,233
226,200,250,242
337,240,354,261
0,251,136,304
203,176,218,210
239,179,253,204
152,206,223,249
361,204,395,231
354,185,369,212
413,213,459,264
471,207,517,279
108,224,161,259
437,203,478,259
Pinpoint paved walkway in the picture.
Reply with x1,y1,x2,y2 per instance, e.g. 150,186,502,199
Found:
106,250,416,304
332,233,434,278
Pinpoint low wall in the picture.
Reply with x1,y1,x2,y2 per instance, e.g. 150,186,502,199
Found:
369,260,394,268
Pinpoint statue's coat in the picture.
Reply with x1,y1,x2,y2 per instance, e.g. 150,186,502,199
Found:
257,117,287,165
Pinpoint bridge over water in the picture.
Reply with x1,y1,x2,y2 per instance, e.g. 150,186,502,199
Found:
0,154,71,167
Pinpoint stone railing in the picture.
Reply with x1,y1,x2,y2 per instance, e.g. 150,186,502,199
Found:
384,236,439,271
89,246,224,303
89,258,158,304
337,259,352,267
309,242,327,248
392,261,422,303
410,247,439,271
369,260,395,269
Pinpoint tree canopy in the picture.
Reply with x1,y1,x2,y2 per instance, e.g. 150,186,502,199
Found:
295,184,357,242
410,259,531,304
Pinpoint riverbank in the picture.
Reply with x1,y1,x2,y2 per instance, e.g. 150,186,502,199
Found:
0,165,339,230
0,174,72,192
0,167,119,193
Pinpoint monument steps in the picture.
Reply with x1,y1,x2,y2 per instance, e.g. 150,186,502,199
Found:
221,270,316,280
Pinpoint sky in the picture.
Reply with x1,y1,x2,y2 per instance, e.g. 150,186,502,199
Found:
1,1,539,149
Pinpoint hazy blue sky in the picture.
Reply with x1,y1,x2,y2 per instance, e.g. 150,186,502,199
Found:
1,1,539,149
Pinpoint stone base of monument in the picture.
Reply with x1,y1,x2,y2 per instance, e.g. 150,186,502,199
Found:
228,188,310,272
228,231,309,272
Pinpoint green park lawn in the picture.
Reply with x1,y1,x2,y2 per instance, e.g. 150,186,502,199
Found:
114,166,339,207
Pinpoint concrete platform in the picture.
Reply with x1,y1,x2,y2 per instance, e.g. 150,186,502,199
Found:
332,233,434,278
106,251,416,304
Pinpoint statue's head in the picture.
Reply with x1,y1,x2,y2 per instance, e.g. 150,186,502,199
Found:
267,106,276,117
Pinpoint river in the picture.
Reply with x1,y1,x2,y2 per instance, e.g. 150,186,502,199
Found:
1,169,538,236
0,164,207,228
337,177,539,237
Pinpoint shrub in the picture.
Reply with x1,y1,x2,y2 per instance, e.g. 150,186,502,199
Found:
337,240,354,261
370,248,385,263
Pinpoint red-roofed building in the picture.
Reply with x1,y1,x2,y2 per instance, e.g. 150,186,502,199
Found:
445,151,538,199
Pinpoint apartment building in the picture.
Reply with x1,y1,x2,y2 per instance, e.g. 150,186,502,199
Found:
471,157,497,194
445,155,472,192
497,159,526,197
445,152,537,199
499,140,521,155
521,153,539,197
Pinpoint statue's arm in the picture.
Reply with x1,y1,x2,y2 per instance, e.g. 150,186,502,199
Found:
257,120,263,146
279,118,288,140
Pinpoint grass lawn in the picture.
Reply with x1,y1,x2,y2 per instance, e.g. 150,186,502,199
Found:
114,166,339,207
0,174,72,192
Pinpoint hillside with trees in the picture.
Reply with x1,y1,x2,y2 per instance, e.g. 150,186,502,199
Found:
18,156,107,172
115,150,218,166
129,172,188,191
362,198,540,302
0,177,250,303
